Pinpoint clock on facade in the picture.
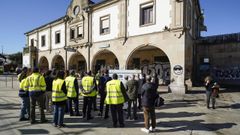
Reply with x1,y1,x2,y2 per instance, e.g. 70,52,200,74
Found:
73,6,80,15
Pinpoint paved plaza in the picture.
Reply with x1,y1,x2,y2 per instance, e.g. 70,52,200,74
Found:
0,76,240,135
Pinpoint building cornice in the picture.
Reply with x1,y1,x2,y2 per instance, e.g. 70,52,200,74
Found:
25,16,67,36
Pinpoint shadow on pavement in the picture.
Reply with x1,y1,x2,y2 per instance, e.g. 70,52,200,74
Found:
18,129,49,134
218,103,240,109
156,112,206,119
156,120,237,132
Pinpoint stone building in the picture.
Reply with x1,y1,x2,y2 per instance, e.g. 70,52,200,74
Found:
195,33,240,86
23,0,206,94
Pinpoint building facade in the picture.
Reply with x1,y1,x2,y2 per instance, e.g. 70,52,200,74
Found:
23,0,205,94
195,33,240,86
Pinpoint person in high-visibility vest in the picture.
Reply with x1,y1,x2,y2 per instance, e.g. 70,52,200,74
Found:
26,67,47,124
79,71,97,120
18,67,30,121
105,73,128,128
52,70,67,128
65,70,80,116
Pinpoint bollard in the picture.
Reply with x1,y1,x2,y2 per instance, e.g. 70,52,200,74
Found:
12,75,13,88
5,75,7,87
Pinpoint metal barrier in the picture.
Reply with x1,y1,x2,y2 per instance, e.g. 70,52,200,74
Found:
0,74,19,89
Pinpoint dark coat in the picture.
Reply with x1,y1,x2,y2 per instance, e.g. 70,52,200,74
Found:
141,82,158,107
126,80,138,100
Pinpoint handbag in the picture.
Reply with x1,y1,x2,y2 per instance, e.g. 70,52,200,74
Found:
155,96,164,107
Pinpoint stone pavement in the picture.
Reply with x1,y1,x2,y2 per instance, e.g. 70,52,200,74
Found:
0,82,240,135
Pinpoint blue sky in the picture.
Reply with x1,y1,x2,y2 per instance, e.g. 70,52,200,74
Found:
0,0,239,54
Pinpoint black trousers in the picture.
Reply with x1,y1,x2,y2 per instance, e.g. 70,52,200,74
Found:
82,96,94,119
30,94,46,122
110,104,124,126
99,94,109,117
127,99,137,119
68,97,80,115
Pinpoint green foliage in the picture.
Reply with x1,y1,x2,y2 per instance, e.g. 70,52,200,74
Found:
8,52,22,65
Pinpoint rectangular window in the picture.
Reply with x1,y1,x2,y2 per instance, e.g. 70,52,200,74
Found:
55,31,61,44
77,23,83,38
30,39,34,46
41,35,46,47
100,15,110,35
140,2,154,26
70,27,75,40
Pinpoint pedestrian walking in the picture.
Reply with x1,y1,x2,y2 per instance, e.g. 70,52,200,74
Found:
65,70,81,116
105,73,128,128
26,67,47,124
52,70,67,128
141,75,158,133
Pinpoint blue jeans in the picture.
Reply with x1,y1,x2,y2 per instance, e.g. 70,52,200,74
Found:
20,97,30,119
53,105,65,126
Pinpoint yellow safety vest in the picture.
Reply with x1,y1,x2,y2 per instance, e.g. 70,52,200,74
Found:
105,80,124,104
65,76,77,98
52,79,67,102
27,73,46,92
81,76,96,97
20,78,28,91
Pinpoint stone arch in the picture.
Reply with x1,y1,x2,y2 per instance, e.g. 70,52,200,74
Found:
39,56,49,73
68,52,87,73
126,45,171,85
91,49,119,74
52,55,65,70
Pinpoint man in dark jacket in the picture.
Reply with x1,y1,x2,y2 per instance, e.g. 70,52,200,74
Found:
204,76,215,109
141,75,158,133
126,74,138,120
44,70,53,113
98,70,111,119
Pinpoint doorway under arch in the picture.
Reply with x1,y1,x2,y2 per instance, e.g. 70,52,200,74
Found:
68,52,87,73
126,45,171,85
92,49,119,74
39,56,49,73
52,55,65,70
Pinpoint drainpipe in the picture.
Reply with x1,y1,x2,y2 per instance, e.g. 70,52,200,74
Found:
123,0,128,45
86,7,92,72
65,16,68,70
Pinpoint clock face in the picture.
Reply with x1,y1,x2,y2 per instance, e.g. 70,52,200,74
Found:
73,6,80,15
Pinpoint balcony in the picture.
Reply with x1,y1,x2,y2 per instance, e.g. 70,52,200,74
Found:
23,47,29,55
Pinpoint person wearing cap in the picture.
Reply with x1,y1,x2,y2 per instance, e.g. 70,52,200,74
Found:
105,73,128,128
65,70,80,116
26,67,47,124
79,71,97,120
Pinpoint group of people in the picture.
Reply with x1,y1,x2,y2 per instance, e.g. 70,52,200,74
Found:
17,67,159,133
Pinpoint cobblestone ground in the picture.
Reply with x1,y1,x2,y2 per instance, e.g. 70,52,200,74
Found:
0,76,240,135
